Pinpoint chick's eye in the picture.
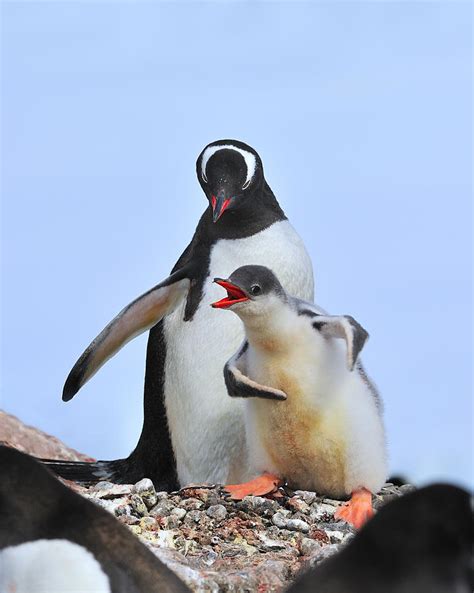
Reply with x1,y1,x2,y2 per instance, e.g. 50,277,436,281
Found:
250,285,261,296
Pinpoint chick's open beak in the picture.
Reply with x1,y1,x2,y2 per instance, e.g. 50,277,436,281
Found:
211,279,249,308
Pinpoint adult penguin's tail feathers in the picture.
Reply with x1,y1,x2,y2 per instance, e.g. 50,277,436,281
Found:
38,446,180,491
39,457,136,484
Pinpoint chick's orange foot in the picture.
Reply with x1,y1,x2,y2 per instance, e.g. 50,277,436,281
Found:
334,487,374,529
224,473,282,500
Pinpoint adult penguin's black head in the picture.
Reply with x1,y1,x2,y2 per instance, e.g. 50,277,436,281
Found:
196,140,265,223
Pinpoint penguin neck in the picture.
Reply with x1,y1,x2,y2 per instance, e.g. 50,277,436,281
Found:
203,182,287,241
239,302,295,354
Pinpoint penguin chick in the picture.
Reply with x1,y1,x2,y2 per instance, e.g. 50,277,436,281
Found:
212,265,387,529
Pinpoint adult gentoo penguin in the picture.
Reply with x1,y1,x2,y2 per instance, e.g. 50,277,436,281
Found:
212,265,386,528
0,446,189,593
287,484,473,593
43,140,314,489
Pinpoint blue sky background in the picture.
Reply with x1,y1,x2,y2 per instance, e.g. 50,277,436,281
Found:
1,2,472,489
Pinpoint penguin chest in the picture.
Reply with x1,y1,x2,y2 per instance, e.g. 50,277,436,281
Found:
162,220,314,485
0,540,111,593
246,362,349,496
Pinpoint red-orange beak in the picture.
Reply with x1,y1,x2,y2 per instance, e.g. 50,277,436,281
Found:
211,191,233,223
212,279,249,309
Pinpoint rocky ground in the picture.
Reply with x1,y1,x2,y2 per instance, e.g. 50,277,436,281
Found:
1,411,415,592
68,477,414,592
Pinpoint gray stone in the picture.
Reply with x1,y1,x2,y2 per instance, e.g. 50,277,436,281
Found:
257,532,287,551
140,516,157,530
326,529,346,544
201,548,219,567
374,493,399,510
150,499,176,518
133,478,157,509
92,496,129,515
161,515,182,529
180,497,204,511
238,495,281,516
286,519,310,533
310,502,336,522
300,537,322,556
115,504,132,517
184,510,203,525
206,504,227,521
171,507,187,521
90,482,132,499
294,490,317,505
130,494,148,516
272,512,289,529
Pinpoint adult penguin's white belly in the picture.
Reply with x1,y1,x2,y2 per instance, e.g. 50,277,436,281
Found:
163,220,314,485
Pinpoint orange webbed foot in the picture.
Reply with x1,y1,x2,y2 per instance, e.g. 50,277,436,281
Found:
334,488,374,529
224,473,282,500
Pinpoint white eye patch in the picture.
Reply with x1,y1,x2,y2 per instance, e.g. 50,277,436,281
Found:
201,144,256,188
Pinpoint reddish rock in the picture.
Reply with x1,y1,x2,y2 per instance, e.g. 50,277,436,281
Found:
0,410,94,461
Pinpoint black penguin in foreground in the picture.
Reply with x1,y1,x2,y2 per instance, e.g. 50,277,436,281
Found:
287,484,473,593
0,446,189,593
42,139,314,489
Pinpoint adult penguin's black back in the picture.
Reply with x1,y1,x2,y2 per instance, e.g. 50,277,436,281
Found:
287,484,473,593
43,139,314,488
0,446,190,593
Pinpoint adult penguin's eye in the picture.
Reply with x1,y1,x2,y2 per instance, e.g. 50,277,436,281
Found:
250,285,261,296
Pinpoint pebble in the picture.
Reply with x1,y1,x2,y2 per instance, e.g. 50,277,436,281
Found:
272,512,289,529
90,482,132,499
161,515,182,529
133,478,157,509
119,514,140,525
202,548,219,566
288,497,310,514
257,533,287,551
294,490,317,505
150,499,176,517
300,537,322,556
310,502,336,522
130,494,148,516
326,529,346,544
374,493,398,510
180,497,204,511
140,516,157,530
286,519,310,533
184,510,203,525
62,473,411,591
171,507,187,521
206,504,227,522
238,496,281,515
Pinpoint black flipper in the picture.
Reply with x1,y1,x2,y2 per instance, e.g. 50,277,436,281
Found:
223,341,287,401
